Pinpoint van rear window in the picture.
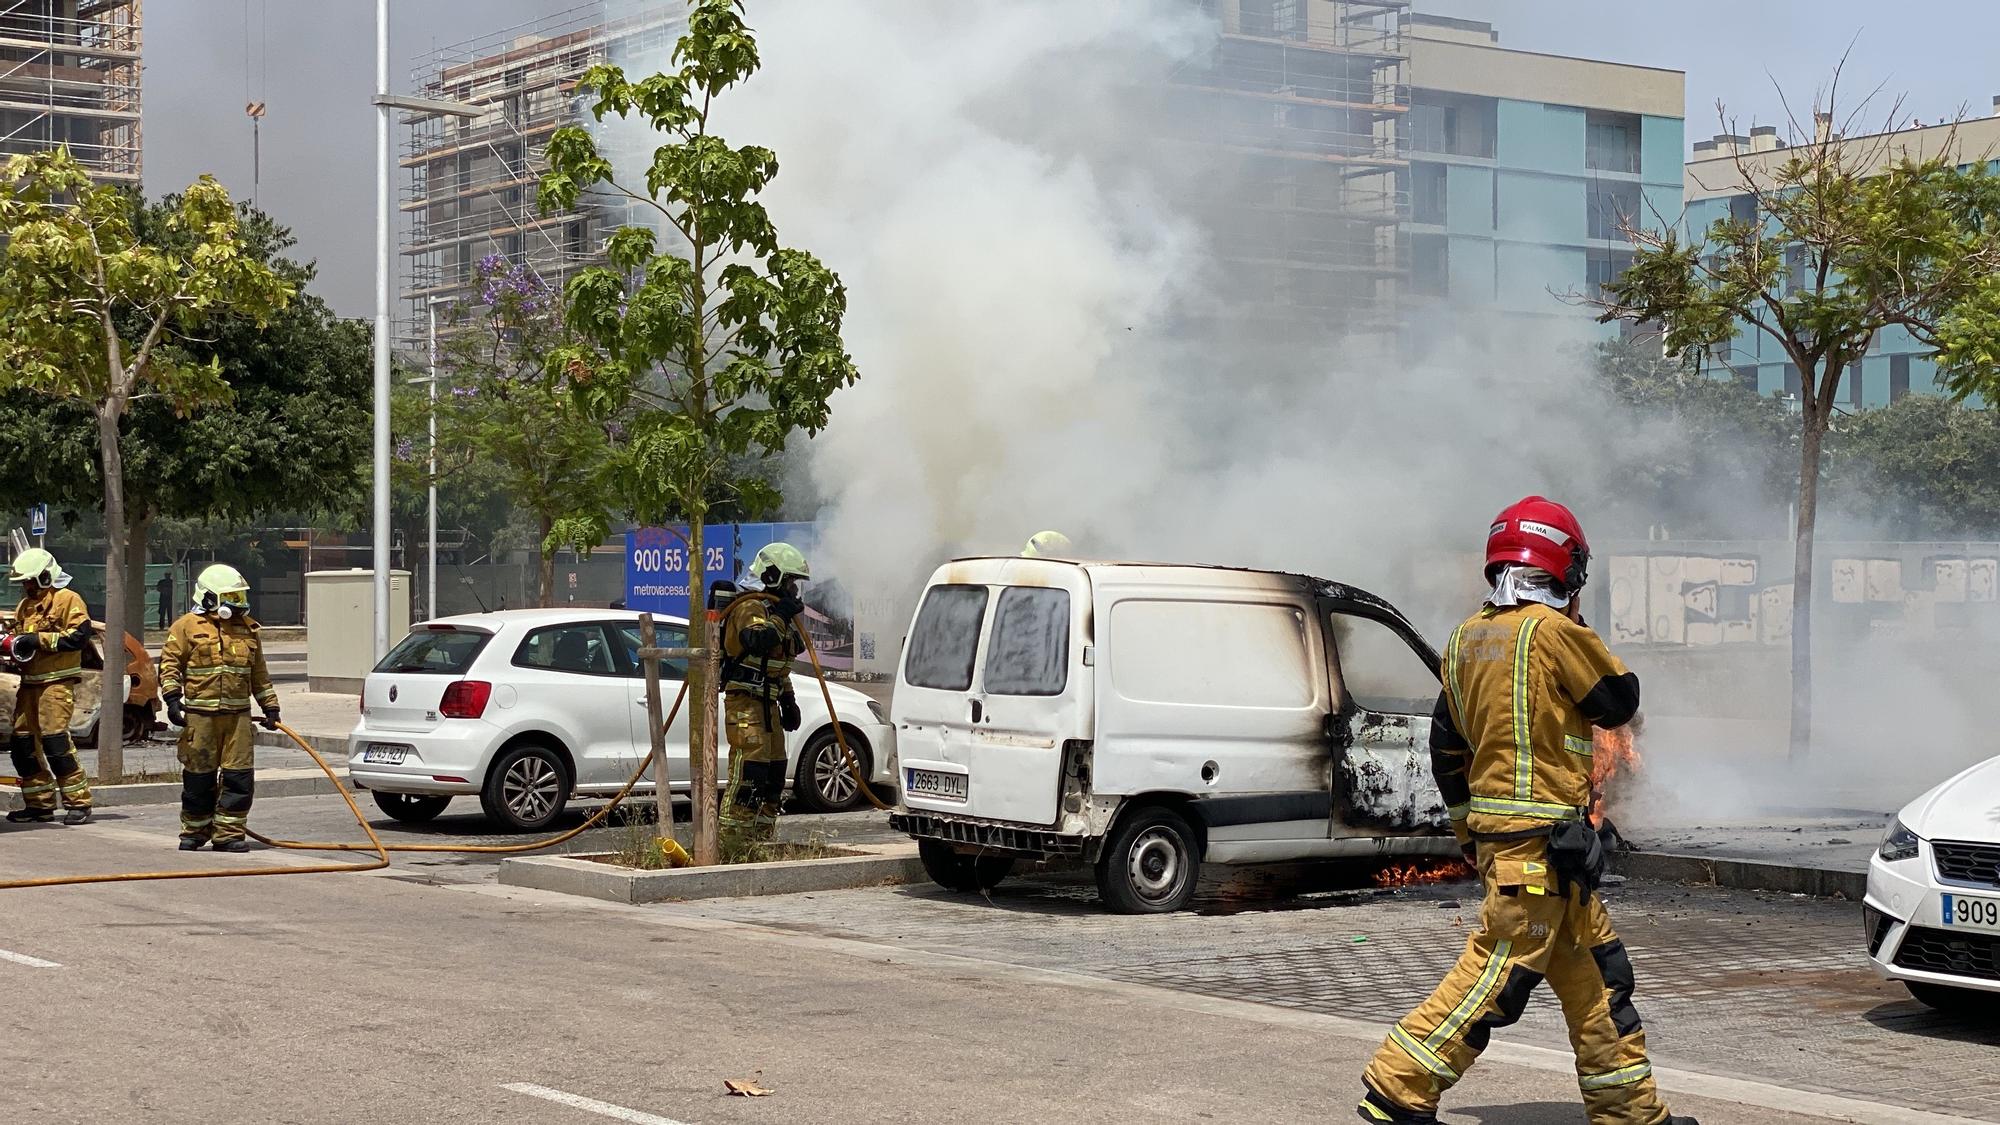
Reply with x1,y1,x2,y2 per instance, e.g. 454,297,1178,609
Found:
904,585,988,691
985,587,1069,696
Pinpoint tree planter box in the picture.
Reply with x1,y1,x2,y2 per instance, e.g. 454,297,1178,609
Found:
499,842,925,904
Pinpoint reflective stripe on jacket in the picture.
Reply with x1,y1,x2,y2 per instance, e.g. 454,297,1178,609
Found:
160,612,277,714
11,588,90,685
1428,601,1638,842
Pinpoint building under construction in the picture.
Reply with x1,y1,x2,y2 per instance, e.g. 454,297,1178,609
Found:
398,4,679,348
0,0,141,184
1177,0,1410,335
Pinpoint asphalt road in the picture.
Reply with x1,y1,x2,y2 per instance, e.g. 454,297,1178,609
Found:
0,793,1990,1124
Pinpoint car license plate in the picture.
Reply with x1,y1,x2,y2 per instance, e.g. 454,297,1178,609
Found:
362,743,410,765
906,767,967,802
1942,893,2000,933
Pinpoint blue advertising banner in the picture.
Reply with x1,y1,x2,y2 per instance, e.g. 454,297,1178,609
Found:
625,521,851,670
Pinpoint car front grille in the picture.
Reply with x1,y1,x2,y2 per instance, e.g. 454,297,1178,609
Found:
1893,927,2000,982
1932,840,2000,890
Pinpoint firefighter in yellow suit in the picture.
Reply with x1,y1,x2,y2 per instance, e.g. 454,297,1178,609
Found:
4,548,94,824
160,564,279,853
716,542,809,858
1359,498,1695,1125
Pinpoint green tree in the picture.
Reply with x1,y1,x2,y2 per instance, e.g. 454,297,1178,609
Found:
1830,394,2000,538
0,149,291,776
0,200,370,634
419,255,614,609
1592,93,2000,756
540,0,859,861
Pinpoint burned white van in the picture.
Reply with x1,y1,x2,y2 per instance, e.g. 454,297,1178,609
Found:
888,558,1457,913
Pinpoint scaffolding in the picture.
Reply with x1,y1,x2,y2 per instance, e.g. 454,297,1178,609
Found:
398,3,679,348
0,0,141,183
1178,0,1409,331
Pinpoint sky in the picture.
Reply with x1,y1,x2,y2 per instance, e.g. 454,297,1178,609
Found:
140,0,2000,321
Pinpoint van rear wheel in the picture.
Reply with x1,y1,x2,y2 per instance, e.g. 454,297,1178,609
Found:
918,839,1014,893
1097,806,1200,914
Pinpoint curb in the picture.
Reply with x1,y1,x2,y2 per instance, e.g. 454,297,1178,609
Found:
500,844,926,904
1,769,350,812
253,729,349,756
1615,850,1866,900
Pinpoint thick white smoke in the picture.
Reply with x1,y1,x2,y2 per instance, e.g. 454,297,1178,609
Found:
599,1,2000,818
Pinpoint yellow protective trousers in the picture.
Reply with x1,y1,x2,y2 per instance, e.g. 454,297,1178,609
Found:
1362,840,1670,1125
9,681,89,811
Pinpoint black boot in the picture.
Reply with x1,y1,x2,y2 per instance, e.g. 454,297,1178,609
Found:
178,836,207,851
62,807,92,826
5,807,55,823
212,838,250,853
1664,1118,1701,1124
1357,1088,1438,1124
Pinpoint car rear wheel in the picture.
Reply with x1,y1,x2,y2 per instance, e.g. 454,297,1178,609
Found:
373,791,451,825
794,728,870,814
1906,981,1993,1017
1096,805,1201,914
918,839,1014,893
480,743,570,832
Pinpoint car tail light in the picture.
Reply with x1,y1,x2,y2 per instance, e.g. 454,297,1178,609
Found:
439,680,492,719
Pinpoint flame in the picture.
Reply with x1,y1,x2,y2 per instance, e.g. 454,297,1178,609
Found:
1373,858,1476,888
1590,725,1642,828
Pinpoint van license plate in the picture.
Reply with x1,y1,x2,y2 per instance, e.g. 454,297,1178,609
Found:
362,743,410,765
906,768,967,802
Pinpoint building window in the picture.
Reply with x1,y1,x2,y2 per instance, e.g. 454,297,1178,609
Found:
1848,361,1863,408
1783,362,1801,399
1408,91,1496,158
1410,233,1447,297
1588,182,1641,241
1728,193,1756,225
1890,355,1910,401
1784,245,1808,295
1587,249,1633,294
1584,110,1641,174
1411,162,1446,225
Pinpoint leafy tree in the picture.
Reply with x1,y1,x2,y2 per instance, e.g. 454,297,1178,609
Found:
0,149,291,775
540,0,860,861
417,255,614,608
1829,395,2000,538
1591,89,2000,757
0,199,369,633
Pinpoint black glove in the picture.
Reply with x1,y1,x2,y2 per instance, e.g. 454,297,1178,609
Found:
778,691,801,733
164,692,185,727
770,593,805,622
259,708,281,732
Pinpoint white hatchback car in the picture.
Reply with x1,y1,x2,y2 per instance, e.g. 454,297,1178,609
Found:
1866,755,2000,1013
347,609,895,831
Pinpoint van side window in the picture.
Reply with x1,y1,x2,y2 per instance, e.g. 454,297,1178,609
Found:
984,587,1069,696
1329,613,1441,715
904,584,988,691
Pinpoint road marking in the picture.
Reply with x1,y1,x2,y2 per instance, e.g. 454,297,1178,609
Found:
0,948,60,969
500,1083,691,1124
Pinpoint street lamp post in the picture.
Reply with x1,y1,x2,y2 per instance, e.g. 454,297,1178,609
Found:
370,0,479,649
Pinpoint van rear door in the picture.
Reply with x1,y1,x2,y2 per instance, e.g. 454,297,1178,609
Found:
892,562,1091,827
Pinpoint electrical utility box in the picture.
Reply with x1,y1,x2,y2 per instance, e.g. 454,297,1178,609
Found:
306,569,410,694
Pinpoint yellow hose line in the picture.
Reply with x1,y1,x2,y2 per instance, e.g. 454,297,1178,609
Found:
0,722,389,891
249,679,690,855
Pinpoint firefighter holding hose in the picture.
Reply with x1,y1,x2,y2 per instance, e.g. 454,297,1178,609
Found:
160,564,279,853
4,548,94,825
1357,498,1695,1125
717,542,809,857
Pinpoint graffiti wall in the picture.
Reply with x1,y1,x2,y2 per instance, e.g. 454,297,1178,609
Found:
1604,542,2000,648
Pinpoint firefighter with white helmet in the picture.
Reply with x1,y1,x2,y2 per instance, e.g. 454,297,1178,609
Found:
1020,530,1073,558
3,547,94,824
159,564,278,852
716,542,810,856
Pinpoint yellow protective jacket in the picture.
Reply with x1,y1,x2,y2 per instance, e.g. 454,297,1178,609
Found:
719,593,801,699
159,611,277,715
1429,601,1639,843
9,587,91,687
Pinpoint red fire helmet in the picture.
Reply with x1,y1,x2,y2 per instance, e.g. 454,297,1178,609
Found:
1485,495,1590,591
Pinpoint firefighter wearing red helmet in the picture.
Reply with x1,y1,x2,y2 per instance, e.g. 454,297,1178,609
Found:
1358,498,1695,1125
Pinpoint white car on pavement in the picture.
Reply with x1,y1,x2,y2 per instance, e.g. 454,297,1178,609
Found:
347,609,894,831
1867,756,2000,1013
